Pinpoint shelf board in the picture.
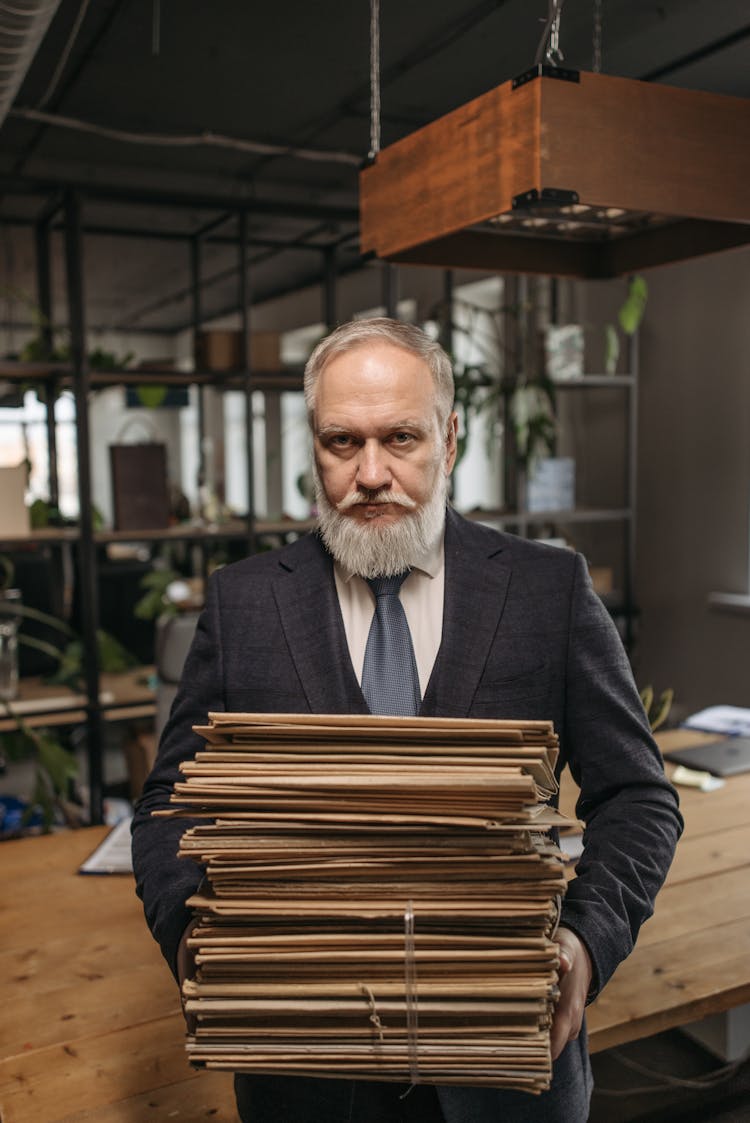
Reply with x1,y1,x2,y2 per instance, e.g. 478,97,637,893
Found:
0,527,79,548
0,517,316,549
466,506,632,526
89,368,304,391
0,360,69,380
0,360,303,392
550,375,635,389
708,591,750,614
96,517,315,543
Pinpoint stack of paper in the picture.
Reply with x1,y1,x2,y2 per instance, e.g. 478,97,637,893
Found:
160,713,571,1093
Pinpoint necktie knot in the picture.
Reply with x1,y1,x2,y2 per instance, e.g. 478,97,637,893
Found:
361,569,420,717
366,571,410,600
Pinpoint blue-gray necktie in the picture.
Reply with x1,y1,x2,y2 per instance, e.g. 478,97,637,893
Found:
361,571,421,717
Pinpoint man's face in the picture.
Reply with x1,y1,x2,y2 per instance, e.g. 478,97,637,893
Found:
313,340,457,525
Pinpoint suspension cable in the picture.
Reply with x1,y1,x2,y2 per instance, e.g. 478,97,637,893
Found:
369,0,381,159
592,0,603,72
534,0,566,67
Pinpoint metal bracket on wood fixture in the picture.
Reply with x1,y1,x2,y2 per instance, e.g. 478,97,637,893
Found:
512,65,580,90
512,188,580,209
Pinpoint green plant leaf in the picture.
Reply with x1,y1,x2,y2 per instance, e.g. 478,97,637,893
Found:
137,384,168,408
604,324,620,375
14,602,76,639
29,498,51,529
35,730,77,797
618,276,648,336
134,567,180,620
651,688,674,733
0,724,38,761
26,768,56,831
97,629,139,672
45,639,85,688
0,555,14,591
17,633,67,664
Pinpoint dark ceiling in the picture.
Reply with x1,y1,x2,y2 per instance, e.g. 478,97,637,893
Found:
1,0,749,335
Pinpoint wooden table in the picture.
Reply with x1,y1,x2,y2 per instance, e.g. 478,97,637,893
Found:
1,730,748,1121
580,729,750,1051
0,827,238,1122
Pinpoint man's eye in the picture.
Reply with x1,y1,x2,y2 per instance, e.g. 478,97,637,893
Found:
330,434,353,448
391,432,414,445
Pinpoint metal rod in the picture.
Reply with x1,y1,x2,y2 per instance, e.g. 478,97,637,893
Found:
191,235,206,493
323,245,338,332
63,190,104,826
625,324,639,653
190,234,209,580
502,275,520,512
1,217,329,251
35,217,59,507
439,270,454,355
381,262,398,319
238,210,256,557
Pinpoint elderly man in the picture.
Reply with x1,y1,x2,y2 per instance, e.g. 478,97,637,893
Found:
133,317,682,1123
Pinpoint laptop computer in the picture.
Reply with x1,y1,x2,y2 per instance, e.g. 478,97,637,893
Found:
663,736,750,777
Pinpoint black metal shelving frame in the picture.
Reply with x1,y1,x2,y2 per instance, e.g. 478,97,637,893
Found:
2,185,349,824
2,195,640,819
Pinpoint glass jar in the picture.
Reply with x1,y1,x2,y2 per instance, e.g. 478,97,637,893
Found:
0,589,22,702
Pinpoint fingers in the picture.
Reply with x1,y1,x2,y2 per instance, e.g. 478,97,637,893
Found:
550,927,592,1061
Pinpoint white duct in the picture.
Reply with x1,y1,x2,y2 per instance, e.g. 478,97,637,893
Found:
0,0,63,127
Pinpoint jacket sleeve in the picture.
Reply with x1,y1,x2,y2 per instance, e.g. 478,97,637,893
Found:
131,572,225,980
558,553,683,1001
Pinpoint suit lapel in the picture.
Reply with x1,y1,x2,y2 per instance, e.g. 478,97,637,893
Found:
271,512,512,719
271,534,369,715
422,509,513,717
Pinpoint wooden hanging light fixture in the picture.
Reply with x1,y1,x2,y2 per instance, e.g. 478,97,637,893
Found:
359,66,750,279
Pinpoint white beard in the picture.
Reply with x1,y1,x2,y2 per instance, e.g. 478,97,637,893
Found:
313,465,448,579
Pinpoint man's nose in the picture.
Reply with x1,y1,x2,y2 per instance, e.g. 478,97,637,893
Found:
356,440,391,491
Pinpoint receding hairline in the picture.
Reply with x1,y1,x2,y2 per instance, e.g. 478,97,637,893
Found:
303,318,455,427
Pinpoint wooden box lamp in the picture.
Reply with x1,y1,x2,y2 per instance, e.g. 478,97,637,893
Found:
359,68,750,279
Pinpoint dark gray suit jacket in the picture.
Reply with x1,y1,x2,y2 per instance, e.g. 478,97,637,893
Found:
132,508,682,1120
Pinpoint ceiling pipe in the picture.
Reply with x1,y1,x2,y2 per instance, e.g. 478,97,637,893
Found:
0,0,63,127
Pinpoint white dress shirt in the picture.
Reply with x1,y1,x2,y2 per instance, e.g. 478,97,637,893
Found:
333,532,445,698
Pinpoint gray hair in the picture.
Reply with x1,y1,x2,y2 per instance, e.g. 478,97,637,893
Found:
303,317,455,428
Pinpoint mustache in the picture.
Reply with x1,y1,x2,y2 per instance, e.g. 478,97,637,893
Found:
336,487,418,513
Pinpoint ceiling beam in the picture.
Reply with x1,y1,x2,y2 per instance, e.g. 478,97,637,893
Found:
0,214,337,250
0,174,359,223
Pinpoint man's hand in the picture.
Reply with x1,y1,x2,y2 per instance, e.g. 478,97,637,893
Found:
551,926,593,1061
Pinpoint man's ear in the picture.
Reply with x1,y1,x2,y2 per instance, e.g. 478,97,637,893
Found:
445,412,459,474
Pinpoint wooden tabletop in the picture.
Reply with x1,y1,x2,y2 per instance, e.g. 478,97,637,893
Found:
0,826,238,1122
580,729,750,1052
1,729,748,1121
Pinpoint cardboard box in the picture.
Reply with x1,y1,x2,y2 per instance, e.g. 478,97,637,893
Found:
0,464,30,537
195,330,281,372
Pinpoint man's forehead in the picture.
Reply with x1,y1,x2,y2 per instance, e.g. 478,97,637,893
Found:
318,343,432,393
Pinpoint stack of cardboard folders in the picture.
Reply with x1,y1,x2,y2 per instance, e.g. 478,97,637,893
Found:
159,713,573,1094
